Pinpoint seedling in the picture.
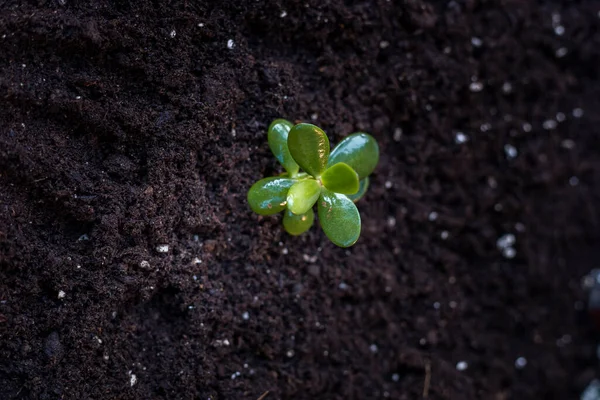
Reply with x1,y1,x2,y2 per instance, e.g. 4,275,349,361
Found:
248,119,379,247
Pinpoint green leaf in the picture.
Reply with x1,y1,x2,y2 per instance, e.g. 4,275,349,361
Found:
247,177,295,216
288,123,330,178
346,177,370,203
283,208,314,236
318,189,361,247
321,162,359,195
268,119,299,176
328,133,379,179
286,179,321,215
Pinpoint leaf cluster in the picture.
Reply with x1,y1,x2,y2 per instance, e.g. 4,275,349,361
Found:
248,119,379,247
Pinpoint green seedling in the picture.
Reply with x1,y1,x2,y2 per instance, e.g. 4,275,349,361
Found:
248,119,379,247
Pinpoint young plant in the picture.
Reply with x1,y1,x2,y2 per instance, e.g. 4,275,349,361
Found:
248,119,379,247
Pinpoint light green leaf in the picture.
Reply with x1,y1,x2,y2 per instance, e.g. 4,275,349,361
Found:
328,133,379,179
321,162,359,195
247,177,295,216
346,177,370,203
283,208,314,236
318,189,361,247
268,119,299,176
286,179,321,215
288,123,330,178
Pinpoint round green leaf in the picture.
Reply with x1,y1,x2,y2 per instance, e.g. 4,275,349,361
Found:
318,189,361,247
346,177,370,203
247,177,295,216
321,162,359,195
286,179,321,215
328,133,379,179
268,119,299,176
283,208,314,236
288,123,330,178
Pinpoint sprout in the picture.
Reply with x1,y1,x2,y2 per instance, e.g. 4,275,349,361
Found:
248,119,379,247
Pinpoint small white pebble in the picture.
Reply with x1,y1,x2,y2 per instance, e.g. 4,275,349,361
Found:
433,302,441,310
502,82,513,94
338,282,349,290
471,37,483,47
522,122,532,132
379,40,390,49
455,132,468,144
556,112,566,122
502,247,517,259
572,108,584,118
487,176,498,189
496,233,516,249
480,123,491,132
515,357,527,369
286,349,295,358
385,181,393,189
369,344,378,353
428,211,438,221
552,13,561,24
227,39,235,49
504,144,518,159
282,248,289,255
393,127,402,141
310,113,318,120
449,301,457,309
75,96,82,100
58,290,66,299
569,176,579,186
156,244,169,253
456,361,468,371
555,47,568,58
170,30,176,38
194,257,202,264
392,373,400,382
242,311,249,320
129,372,137,386
469,81,484,92
440,230,449,240
387,216,396,228
198,23,204,27
561,139,575,149
554,26,565,36
419,338,427,345
280,10,287,18
543,119,557,130
515,222,526,232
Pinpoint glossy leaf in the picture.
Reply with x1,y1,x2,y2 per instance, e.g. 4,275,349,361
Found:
286,179,321,215
321,162,359,195
288,123,330,178
328,133,379,179
346,177,370,203
247,177,295,216
283,208,314,236
268,119,299,176
318,189,361,247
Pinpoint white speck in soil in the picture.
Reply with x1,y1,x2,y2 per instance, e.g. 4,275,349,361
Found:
310,113,318,120
487,176,498,189
379,40,389,49
227,39,235,49
428,211,438,221
522,122,532,132
369,344,378,353
504,144,518,159
469,81,484,92
496,234,515,250
449,301,457,309
280,10,287,18
170,30,176,38
58,290,66,299
455,132,468,144
198,23,204,27
572,108,584,118
555,47,568,58
385,181,393,189
502,82,513,94
282,247,288,255
419,338,427,345
543,119,557,130
569,176,579,186
561,139,575,149
480,123,491,132
242,311,249,320
338,282,349,290
554,25,565,36
515,222,526,232
392,373,400,382
440,231,449,240
556,112,566,122
515,357,527,369
502,247,516,259
471,37,483,47
456,361,468,371
286,349,295,358
128,371,137,386
433,302,441,310
387,216,396,228
194,257,202,264
156,244,169,253
393,127,402,141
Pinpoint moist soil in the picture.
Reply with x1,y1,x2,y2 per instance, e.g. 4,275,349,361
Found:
1,1,600,399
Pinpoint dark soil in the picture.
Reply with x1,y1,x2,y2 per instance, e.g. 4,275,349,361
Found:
1,1,600,399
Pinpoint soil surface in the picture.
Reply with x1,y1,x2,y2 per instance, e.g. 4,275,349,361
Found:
1,1,600,399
